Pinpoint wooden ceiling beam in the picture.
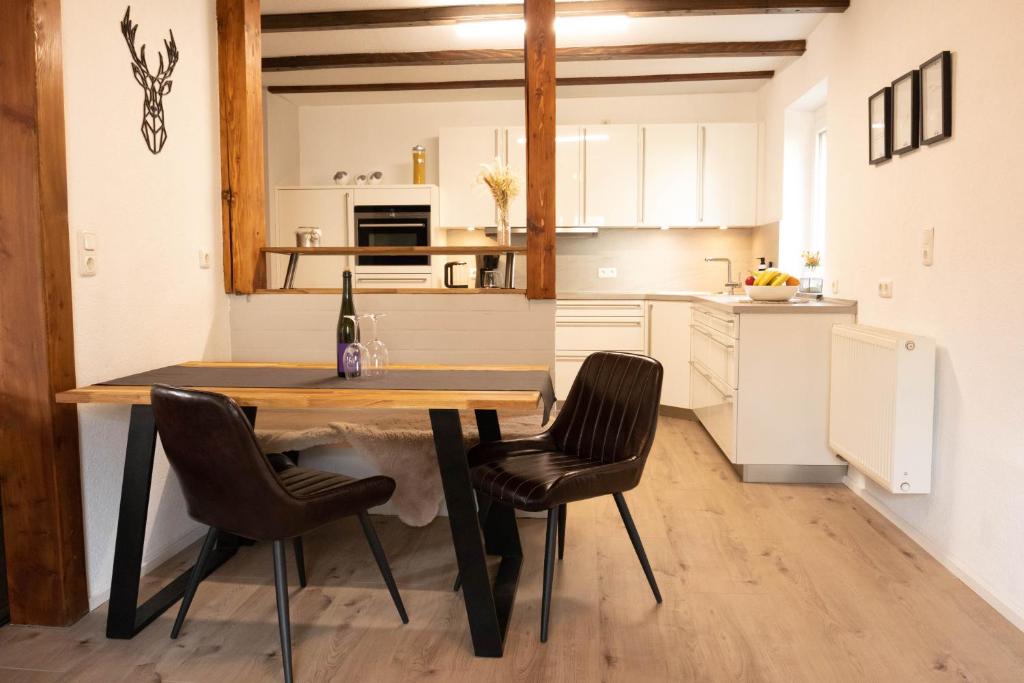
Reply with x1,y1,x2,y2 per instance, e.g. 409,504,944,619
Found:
267,70,775,94
263,40,804,71
262,1,849,32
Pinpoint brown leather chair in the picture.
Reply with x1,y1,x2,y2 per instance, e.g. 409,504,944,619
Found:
151,384,407,683
464,351,664,642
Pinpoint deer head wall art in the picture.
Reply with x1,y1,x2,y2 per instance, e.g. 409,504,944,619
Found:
120,7,179,154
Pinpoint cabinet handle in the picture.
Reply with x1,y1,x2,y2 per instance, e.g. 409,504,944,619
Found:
707,335,734,350
689,361,733,402
557,321,642,328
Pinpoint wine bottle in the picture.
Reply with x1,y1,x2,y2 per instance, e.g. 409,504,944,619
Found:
337,270,356,377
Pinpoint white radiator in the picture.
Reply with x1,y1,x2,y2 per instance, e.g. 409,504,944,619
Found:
829,324,935,493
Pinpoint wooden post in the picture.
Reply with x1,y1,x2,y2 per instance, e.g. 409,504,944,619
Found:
0,0,89,626
524,0,557,300
217,0,267,293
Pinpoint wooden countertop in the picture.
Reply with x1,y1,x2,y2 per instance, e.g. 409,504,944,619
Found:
56,361,550,411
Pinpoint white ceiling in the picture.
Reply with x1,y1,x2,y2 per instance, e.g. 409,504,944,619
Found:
259,1,826,104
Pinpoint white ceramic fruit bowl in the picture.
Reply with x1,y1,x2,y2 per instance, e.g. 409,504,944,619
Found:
744,284,799,302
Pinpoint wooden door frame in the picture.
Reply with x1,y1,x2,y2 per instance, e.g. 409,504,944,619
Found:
218,0,557,298
0,0,89,626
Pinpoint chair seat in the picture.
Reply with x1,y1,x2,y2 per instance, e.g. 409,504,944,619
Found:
268,457,396,529
468,437,641,512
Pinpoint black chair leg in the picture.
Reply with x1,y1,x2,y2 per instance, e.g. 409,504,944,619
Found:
540,508,558,643
358,512,409,624
170,527,218,639
557,504,567,560
452,494,494,592
292,537,307,588
612,492,662,604
272,540,294,683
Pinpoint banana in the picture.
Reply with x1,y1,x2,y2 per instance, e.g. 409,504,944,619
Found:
770,272,789,286
754,270,775,286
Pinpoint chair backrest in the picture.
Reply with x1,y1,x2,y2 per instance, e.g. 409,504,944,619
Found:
151,384,295,539
549,352,663,465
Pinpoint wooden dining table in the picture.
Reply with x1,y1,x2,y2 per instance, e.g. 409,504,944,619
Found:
56,361,554,658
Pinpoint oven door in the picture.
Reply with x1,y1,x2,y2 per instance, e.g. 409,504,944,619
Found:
355,208,430,267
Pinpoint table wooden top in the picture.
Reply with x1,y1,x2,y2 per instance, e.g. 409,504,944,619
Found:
55,361,549,411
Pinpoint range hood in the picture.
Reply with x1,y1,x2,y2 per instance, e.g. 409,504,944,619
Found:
485,226,599,236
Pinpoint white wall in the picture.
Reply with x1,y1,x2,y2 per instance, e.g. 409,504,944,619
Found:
758,0,1024,628
264,93,301,234
231,294,555,368
62,0,231,607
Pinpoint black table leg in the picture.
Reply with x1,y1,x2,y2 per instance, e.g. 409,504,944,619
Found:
430,409,521,657
106,404,239,639
474,410,522,559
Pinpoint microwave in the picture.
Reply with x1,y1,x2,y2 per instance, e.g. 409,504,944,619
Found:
354,205,431,267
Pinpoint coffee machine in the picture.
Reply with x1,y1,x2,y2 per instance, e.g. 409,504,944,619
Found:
476,254,501,288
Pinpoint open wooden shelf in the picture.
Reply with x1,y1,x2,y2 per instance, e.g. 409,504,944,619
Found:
262,246,527,256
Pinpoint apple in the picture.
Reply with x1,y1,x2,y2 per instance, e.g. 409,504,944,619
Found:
744,276,755,286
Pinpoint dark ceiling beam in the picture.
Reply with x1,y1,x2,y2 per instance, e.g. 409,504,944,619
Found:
262,1,850,32
262,40,804,71
267,70,775,94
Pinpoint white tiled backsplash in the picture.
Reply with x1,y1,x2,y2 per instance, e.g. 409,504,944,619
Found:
556,228,759,293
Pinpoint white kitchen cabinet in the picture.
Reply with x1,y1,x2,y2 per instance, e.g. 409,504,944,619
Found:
554,299,646,400
647,301,692,408
273,187,352,289
584,125,639,227
505,126,583,228
690,304,854,481
439,126,500,228
641,124,699,227
697,123,759,227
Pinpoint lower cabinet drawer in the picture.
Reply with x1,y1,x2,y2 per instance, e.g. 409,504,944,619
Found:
554,356,586,401
555,319,645,352
690,322,737,389
690,361,736,462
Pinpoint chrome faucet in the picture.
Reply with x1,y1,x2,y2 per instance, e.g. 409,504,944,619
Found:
705,257,741,295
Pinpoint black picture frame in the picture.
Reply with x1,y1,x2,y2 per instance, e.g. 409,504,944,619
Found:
868,86,892,165
920,50,952,144
891,70,920,154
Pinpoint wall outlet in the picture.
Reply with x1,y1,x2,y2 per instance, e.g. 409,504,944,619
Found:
922,227,934,266
878,279,893,298
831,279,840,295
77,230,97,277
598,267,618,279
199,249,212,269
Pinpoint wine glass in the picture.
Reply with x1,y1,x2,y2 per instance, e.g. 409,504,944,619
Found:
341,315,367,379
360,313,389,378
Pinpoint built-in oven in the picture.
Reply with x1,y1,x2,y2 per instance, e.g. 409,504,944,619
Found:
354,205,431,267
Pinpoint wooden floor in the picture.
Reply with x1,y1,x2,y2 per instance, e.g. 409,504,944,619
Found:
2,415,1023,682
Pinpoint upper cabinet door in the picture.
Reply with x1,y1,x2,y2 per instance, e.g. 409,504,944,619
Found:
439,126,500,228
641,124,699,227
505,125,583,227
698,123,759,227
273,188,351,288
584,124,639,227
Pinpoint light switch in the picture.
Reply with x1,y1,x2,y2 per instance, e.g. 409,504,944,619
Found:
199,249,211,269
77,231,97,277
878,279,893,298
922,227,934,266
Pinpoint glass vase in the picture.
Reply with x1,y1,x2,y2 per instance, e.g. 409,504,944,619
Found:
495,205,511,247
